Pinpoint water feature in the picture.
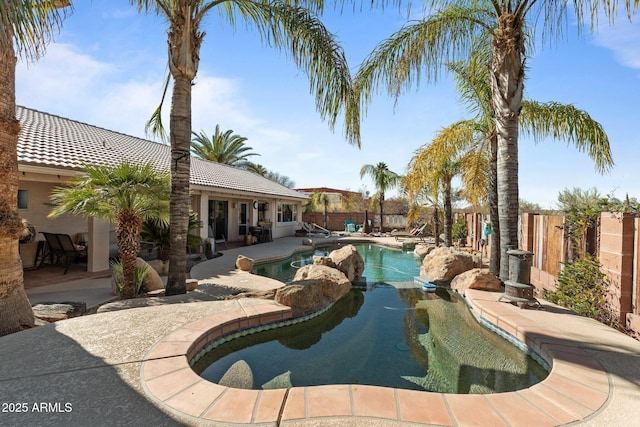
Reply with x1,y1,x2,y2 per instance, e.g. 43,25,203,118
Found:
194,244,548,393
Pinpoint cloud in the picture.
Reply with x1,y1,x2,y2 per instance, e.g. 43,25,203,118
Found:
591,16,640,70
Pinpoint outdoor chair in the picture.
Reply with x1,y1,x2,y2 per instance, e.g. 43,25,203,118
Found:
39,232,88,274
345,219,356,233
300,222,331,238
391,224,428,242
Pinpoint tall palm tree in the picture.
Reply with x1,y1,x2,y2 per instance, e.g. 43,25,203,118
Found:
350,2,621,278
132,0,353,295
360,162,399,232
407,139,464,247
0,0,70,336
191,126,259,169
49,162,170,299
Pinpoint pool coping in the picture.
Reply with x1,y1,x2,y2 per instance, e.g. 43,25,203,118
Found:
140,289,611,426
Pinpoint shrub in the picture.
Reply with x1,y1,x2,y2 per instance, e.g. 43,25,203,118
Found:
544,255,616,326
452,217,468,242
111,260,150,298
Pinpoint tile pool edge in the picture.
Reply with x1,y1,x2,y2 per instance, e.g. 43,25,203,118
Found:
141,292,612,426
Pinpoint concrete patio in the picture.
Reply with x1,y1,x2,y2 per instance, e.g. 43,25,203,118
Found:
2,236,639,426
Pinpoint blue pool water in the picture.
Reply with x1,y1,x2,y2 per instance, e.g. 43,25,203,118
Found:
255,243,421,284
195,244,548,393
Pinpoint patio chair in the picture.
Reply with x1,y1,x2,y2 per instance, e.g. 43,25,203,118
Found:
391,224,428,242
300,222,331,238
345,219,356,233
39,232,88,274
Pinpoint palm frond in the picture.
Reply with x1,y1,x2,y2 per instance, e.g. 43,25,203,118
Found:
0,0,72,61
520,101,613,173
145,72,171,143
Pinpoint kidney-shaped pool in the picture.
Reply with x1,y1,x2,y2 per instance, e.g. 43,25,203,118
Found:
192,244,548,393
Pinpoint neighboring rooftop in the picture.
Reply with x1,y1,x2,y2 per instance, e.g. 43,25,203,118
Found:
17,106,306,200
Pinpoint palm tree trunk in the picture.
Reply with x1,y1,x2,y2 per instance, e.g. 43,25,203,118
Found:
443,179,453,247
0,45,34,336
379,192,384,232
433,206,441,246
488,133,500,276
491,13,524,281
323,201,328,229
117,210,142,299
165,73,192,296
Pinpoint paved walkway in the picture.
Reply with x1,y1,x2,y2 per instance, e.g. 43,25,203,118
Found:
2,236,639,426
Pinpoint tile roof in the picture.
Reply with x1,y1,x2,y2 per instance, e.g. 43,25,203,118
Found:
16,106,306,200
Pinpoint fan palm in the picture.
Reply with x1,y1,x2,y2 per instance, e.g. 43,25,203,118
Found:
360,162,400,231
306,192,331,228
350,2,621,278
191,126,259,169
0,0,70,336
133,0,354,295
49,162,170,299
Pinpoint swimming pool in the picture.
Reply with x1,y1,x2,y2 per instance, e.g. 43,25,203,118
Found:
194,244,548,393
254,243,421,284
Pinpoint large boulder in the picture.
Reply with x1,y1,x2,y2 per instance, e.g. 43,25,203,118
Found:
293,264,351,301
111,258,165,296
451,268,502,293
147,259,169,276
275,280,325,313
236,255,254,272
420,247,474,285
414,244,435,258
327,244,365,282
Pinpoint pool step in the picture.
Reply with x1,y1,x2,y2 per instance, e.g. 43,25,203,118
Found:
414,276,436,292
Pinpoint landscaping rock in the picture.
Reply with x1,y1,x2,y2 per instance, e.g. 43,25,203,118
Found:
451,268,502,293
236,255,254,272
147,259,169,276
218,360,254,389
420,247,474,285
293,264,351,302
275,280,325,313
111,258,165,296
32,302,86,323
186,279,198,291
312,255,336,268
328,244,365,282
414,244,435,258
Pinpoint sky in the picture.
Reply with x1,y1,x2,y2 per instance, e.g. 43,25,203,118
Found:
15,1,640,210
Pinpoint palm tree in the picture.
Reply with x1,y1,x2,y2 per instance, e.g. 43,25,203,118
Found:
191,126,259,169
407,139,464,247
350,3,620,278
360,162,399,232
49,162,170,299
0,1,70,336
306,192,330,228
133,1,353,296
249,164,296,188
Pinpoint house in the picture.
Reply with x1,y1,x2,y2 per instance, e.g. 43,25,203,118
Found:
16,106,307,273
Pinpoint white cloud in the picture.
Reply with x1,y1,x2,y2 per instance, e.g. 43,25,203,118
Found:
592,16,640,70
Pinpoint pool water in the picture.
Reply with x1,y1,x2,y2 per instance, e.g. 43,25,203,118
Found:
254,243,422,284
194,244,548,393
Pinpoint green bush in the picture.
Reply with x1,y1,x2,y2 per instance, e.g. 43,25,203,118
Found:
544,256,616,326
111,260,150,298
452,217,468,242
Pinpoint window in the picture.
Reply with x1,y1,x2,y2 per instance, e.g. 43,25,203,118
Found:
277,203,298,223
18,190,28,210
